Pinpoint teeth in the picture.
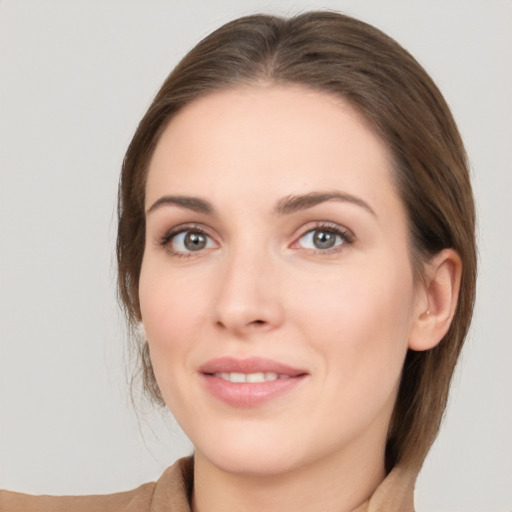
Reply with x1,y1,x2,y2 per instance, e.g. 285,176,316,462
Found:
214,372,281,383
230,372,246,383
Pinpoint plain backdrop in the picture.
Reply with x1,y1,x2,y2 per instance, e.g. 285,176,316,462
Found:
0,1,511,511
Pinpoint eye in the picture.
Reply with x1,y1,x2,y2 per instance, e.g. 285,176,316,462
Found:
160,227,217,256
295,225,352,252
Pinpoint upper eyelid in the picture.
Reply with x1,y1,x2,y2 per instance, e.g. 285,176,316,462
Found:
161,222,214,235
291,221,354,240
158,223,217,245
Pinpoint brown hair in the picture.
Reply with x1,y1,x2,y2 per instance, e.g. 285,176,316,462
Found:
117,11,476,470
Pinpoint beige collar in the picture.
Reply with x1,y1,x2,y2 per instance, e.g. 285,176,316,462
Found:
149,457,417,512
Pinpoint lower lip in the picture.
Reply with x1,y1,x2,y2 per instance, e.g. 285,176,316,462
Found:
201,374,307,407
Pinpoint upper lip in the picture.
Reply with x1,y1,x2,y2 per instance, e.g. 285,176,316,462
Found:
199,357,307,376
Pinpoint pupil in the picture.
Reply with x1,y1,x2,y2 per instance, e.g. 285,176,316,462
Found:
313,230,335,249
185,232,206,251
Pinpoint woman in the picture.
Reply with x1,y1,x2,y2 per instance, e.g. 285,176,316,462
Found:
1,10,476,512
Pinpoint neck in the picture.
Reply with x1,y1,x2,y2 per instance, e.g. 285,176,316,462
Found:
191,442,386,512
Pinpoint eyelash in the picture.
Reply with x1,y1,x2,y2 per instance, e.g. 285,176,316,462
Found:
293,222,355,254
158,223,214,258
157,221,355,257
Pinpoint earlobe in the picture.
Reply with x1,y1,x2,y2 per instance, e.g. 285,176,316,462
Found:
409,249,462,351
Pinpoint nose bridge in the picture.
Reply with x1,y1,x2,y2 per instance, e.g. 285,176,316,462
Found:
213,234,283,333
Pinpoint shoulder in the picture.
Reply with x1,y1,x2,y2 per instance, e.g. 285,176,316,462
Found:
0,457,194,512
0,482,155,512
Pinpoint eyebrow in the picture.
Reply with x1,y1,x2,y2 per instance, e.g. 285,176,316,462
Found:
274,191,376,216
146,190,376,217
147,195,215,215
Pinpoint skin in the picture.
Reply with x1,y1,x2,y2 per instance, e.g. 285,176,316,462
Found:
139,85,458,512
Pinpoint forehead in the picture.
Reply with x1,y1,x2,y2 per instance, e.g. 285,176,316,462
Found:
146,85,398,217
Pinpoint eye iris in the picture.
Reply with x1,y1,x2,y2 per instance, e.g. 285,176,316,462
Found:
184,232,207,251
313,230,336,249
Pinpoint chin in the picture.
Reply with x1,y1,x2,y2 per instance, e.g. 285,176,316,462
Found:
206,448,301,477
194,425,308,477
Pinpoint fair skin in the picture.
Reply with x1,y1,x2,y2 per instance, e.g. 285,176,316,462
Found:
139,85,460,512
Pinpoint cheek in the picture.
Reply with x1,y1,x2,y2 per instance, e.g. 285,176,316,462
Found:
138,263,210,388
139,252,211,332
292,263,415,381
139,283,205,425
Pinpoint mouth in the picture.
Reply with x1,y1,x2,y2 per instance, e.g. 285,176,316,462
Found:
210,372,292,383
199,357,308,407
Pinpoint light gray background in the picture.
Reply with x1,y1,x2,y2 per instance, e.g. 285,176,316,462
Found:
0,1,510,511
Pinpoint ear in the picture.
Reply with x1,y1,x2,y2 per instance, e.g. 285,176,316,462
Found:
408,249,462,351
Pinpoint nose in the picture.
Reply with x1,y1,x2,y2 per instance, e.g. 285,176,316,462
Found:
213,245,284,337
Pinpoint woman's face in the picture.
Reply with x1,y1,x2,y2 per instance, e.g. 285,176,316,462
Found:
139,85,424,476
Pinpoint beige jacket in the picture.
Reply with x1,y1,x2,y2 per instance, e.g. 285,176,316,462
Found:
0,457,416,511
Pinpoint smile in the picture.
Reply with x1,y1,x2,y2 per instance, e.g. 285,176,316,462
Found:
200,357,308,407
212,372,291,383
